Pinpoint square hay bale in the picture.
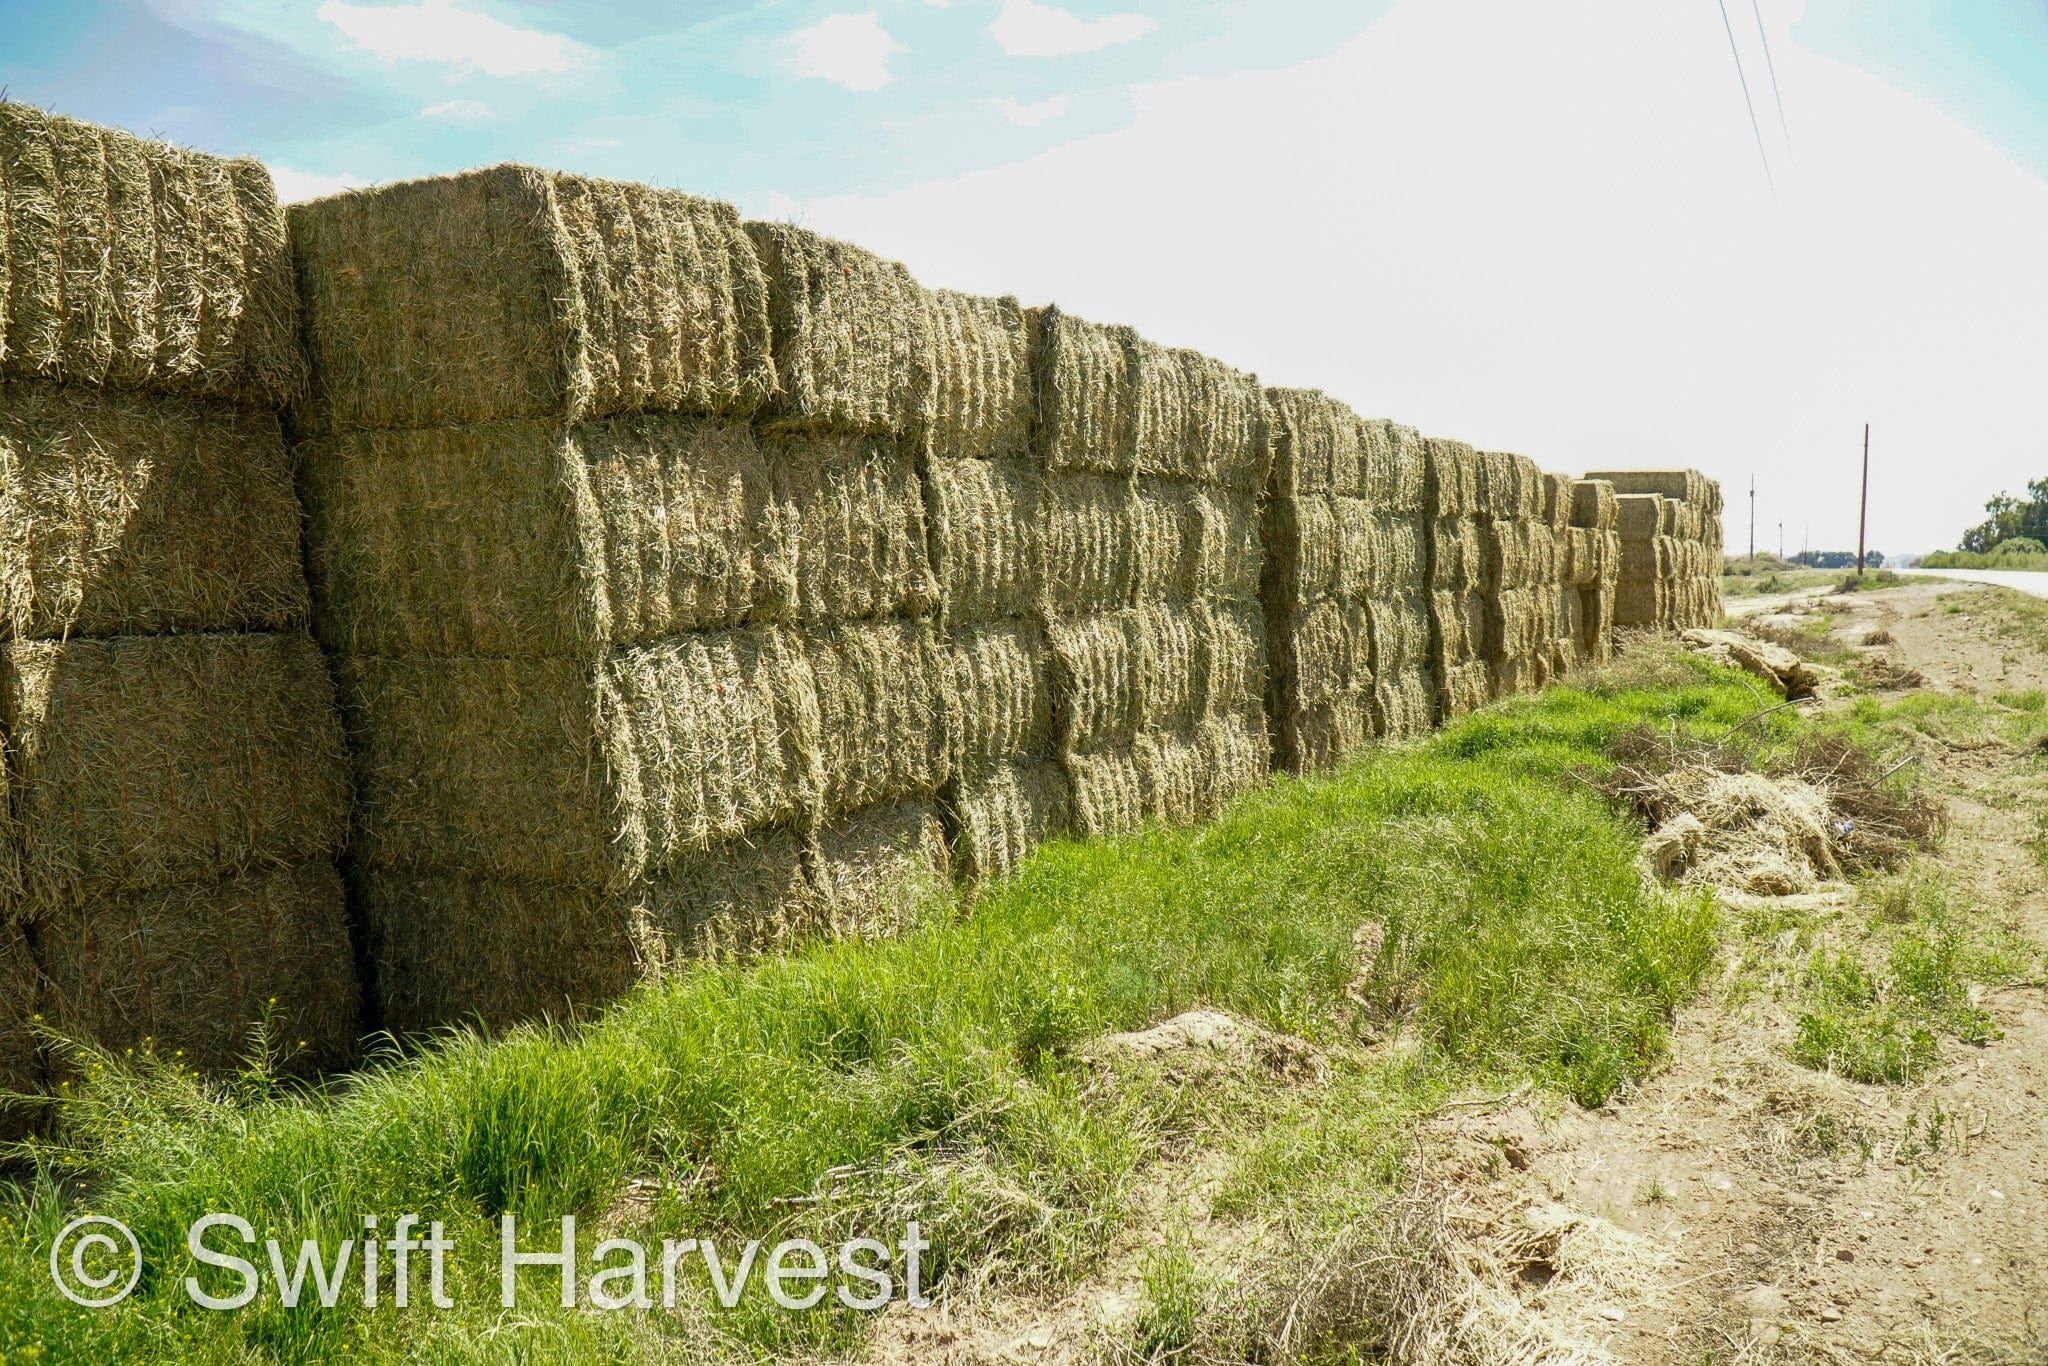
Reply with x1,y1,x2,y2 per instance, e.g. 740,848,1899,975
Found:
748,222,934,438
1430,588,1489,666
340,626,823,886
36,863,356,1075
1043,473,1141,615
1048,612,1145,754
1363,590,1433,677
2,632,348,906
1358,419,1429,511
1423,437,1481,518
1194,487,1263,604
1196,601,1266,721
1335,503,1429,600
928,290,1032,460
1269,596,1369,773
813,796,948,934
1476,451,1543,520
948,760,1069,883
774,433,938,623
1132,482,1262,607
1066,746,1143,839
2,380,309,639
1438,661,1492,720
1487,587,1549,662
1570,478,1617,531
0,921,41,1133
356,827,815,1033
1260,493,1340,607
1131,342,1268,490
0,104,303,407
1030,308,1138,474
1541,473,1573,529
1264,388,1350,496
804,620,954,818
291,165,773,434
1615,493,1663,541
1372,665,1436,741
1427,515,1486,592
949,620,1054,781
1491,655,1544,700
1136,724,1208,826
1579,585,1616,661
927,457,1040,624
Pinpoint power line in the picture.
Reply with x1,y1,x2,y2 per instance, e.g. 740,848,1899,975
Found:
1749,0,1794,159
1715,0,1776,195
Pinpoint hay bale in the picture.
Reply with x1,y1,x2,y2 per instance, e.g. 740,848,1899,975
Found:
1364,591,1433,678
1133,481,1263,607
1196,601,1266,722
928,291,1032,460
1570,478,1617,531
1261,493,1340,606
774,433,937,623
949,620,1054,781
1269,597,1369,773
1423,438,1481,518
37,863,356,1074
804,621,953,818
1066,746,1143,838
1131,342,1268,490
1540,473,1573,529
1372,665,1436,741
1,380,309,639
927,457,1040,624
1043,473,1141,614
949,761,1069,882
1048,611,1148,752
340,627,824,886
1487,587,1549,663
1614,493,1663,541
0,920,41,1135
2,632,348,905
1265,388,1350,496
1476,451,1543,519
1360,419,1429,510
1336,503,1429,599
1030,308,1138,474
1583,469,1713,511
1427,515,1485,592
747,222,933,438
813,796,948,933
0,104,302,406
356,828,814,1033
291,165,774,434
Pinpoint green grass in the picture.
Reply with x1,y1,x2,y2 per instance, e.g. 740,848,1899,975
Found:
1721,568,1840,599
1920,550,2048,572
0,652,1762,1364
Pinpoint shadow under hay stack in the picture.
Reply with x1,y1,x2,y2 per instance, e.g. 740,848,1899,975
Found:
0,104,356,1084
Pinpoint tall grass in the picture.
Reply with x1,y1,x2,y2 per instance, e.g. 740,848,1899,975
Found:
0,651,1759,1363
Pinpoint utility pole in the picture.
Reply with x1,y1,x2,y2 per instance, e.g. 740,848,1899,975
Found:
1856,423,1871,577
1748,474,1756,563
1778,521,1783,560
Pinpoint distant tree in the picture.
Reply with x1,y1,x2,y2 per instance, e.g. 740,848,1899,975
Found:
1995,535,2046,556
1959,477,2048,553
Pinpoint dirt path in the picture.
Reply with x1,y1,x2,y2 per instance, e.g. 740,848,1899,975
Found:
1446,581,2048,1362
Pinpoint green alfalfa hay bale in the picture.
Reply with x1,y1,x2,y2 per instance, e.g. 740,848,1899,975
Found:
747,220,933,439
2,632,348,907
355,829,815,1034
1065,745,1143,839
1133,480,1264,608
1264,387,1350,496
1195,601,1266,722
1476,451,1544,520
37,862,357,1075
926,456,1041,624
1583,468,1714,513
1423,436,1481,518
1260,492,1340,609
1363,590,1433,678
1048,610,1148,753
948,760,1069,883
1030,307,1139,474
775,432,939,623
1430,588,1489,667
1130,341,1269,491
291,165,773,435
812,795,948,936
340,626,823,887
1265,595,1365,774
0,920,41,1133
1372,664,1436,742
0,103,303,407
804,620,954,819
948,619,1054,782
1357,419,1428,511
1042,472,1141,615
927,290,1033,460
1,379,309,640
1427,514,1486,592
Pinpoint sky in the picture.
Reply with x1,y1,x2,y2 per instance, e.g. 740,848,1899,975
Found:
5,0,2046,556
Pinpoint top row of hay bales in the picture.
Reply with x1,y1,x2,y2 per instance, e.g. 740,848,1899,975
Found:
0,104,357,1097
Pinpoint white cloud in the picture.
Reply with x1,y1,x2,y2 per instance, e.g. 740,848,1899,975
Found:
995,94,1070,126
777,0,2048,555
420,99,492,123
783,12,903,92
991,0,1154,57
268,166,369,203
316,0,584,76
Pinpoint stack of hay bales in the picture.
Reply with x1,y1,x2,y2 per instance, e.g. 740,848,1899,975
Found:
1422,438,1492,719
1262,390,1433,772
291,170,951,1032
1589,469,1723,631
1538,473,1585,678
1033,310,1270,835
1568,479,1621,664
0,105,355,1075
920,292,1066,880
1476,450,1556,699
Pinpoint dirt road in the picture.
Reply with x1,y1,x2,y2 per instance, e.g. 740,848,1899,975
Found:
1900,566,2048,600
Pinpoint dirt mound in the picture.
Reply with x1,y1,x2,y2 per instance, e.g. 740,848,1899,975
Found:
1083,1008,1323,1083
1679,627,1823,699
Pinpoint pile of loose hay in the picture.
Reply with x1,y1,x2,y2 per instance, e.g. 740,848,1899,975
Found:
1,106,358,1089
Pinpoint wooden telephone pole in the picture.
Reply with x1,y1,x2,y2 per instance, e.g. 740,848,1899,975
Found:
1856,424,1870,577
1748,474,1756,563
